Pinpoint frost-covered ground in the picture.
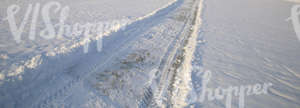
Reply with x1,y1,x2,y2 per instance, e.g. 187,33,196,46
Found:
190,0,300,108
0,0,174,83
0,0,299,108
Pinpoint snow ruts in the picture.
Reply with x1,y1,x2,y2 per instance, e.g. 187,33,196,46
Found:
29,0,183,108
140,0,205,107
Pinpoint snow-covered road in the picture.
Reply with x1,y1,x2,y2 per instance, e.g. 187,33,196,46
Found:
0,0,299,108
1,0,203,107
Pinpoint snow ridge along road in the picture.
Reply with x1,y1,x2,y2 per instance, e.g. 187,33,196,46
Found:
167,0,204,107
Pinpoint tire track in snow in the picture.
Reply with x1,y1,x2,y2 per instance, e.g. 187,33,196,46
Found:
31,0,184,107
138,0,190,106
140,0,204,107
167,0,203,107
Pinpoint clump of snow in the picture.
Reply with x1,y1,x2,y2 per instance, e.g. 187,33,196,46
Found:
24,55,42,69
7,65,24,77
0,54,9,60
0,73,5,80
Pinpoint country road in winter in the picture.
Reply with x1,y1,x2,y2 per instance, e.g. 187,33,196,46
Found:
0,0,299,108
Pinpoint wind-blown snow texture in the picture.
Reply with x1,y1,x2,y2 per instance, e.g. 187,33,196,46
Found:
190,0,300,108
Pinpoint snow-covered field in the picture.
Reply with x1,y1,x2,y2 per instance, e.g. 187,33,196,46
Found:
190,0,300,108
0,0,299,108
0,0,174,83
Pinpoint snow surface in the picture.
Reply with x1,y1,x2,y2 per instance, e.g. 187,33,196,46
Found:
0,0,299,108
189,0,300,108
284,0,300,3
0,0,174,82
